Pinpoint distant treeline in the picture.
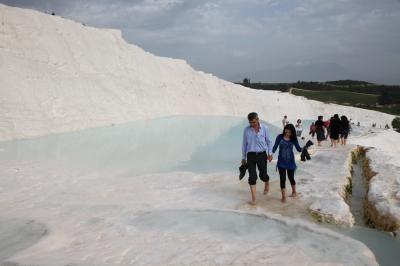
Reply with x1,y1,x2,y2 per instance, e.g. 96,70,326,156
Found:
237,79,400,105
325,80,372,86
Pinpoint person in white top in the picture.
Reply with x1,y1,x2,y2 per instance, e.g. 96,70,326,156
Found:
295,119,303,137
282,115,288,128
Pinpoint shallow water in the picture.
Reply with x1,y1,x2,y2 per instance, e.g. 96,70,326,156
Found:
0,116,279,176
128,209,375,265
0,115,398,265
0,219,46,262
339,157,400,266
336,226,400,266
349,160,368,225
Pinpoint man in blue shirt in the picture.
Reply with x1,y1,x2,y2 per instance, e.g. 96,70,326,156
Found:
241,112,273,205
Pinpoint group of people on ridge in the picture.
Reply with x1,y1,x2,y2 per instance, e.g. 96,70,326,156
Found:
241,112,351,205
310,114,351,147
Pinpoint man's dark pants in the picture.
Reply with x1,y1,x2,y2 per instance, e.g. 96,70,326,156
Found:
246,151,269,185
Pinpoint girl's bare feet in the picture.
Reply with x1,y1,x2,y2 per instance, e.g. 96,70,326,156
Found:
249,200,257,206
290,185,297,197
281,189,286,203
264,182,270,195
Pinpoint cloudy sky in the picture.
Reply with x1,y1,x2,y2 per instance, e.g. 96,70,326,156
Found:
2,0,400,84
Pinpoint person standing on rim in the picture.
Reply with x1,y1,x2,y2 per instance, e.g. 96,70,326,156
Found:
241,112,273,205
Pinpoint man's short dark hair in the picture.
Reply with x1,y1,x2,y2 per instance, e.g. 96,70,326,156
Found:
248,112,258,121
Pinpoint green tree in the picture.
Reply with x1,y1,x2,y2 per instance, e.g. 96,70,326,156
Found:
392,117,400,132
243,78,250,85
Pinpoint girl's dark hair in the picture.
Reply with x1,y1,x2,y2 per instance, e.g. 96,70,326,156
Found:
341,115,348,122
333,114,339,119
318,115,323,120
283,123,298,142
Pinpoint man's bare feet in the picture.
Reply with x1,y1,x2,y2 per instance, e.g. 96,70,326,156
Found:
289,192,297,197
249,200,257,206
281,197,286,203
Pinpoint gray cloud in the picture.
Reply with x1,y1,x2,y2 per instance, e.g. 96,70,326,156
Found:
1,0,400,84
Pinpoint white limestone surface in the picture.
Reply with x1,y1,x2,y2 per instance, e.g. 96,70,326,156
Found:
349,129,400,230
0,4,393,141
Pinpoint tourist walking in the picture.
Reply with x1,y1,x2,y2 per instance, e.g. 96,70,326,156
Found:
324,118,331,140
241,112,273,205
315,116,325,146
272,124,302,203
309,122,316,138
295,119,303,137
329,114,342,148
282,115,288,128
340,115,350,145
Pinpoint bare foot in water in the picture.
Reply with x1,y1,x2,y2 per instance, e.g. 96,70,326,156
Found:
248,201,257,206
289,192,297,197
281,197,286,203
264,184,269,195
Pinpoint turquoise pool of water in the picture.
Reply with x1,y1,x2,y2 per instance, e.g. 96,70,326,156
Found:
0,116,283,176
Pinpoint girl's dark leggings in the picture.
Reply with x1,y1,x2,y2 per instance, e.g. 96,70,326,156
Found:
278,167,295,189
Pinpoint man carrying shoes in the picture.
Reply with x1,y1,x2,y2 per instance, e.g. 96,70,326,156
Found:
241,112,273,205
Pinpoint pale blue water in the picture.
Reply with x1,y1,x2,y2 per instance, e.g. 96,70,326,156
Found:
336,226,400,266
0,219,47,262
0,116,249,175
0,115,398,265
129,209,375,265
0,116,282,176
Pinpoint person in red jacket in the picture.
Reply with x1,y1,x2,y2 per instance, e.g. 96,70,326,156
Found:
324,119,331,141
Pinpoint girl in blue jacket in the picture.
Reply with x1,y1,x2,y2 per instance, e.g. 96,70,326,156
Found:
272,124,302,203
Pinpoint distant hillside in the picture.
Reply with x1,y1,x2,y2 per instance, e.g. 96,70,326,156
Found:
325,80,373,86
237,80,400,115
231,63,356,84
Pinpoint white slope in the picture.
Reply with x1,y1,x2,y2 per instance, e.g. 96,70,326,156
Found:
0,3,394,141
